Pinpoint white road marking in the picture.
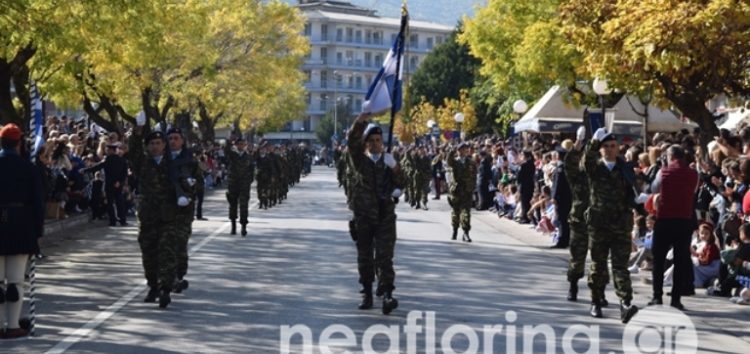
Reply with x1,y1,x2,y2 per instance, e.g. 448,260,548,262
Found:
45,220,232,354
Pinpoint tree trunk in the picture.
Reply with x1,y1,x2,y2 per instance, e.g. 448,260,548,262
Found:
0,60,22,126
197,101,219,143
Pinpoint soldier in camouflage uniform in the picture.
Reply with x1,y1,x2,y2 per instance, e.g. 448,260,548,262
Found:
582,128,638,323
413,146,432,210
255,142,274,209
347,113,404,315
127,126,179,309
166,128,203,294
400,148,413,205
224,137,255,236
447,143,477,242
563,138,591,302
335,146,348,190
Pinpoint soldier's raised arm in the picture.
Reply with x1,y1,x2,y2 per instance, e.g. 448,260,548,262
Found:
346,113,369,170
127,128,145,173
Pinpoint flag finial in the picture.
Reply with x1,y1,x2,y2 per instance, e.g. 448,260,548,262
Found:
401,1,408,16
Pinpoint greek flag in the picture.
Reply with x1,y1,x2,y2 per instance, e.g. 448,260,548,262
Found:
29,81,44,158
362,12,407,116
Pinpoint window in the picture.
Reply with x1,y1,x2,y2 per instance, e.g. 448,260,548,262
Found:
355,99,362,112
355,76,362,89
409,34,418,49
345,50,354,66
320,70,328,88
355,30,362,43
365,75,372,85
320,94,328,111
306,93,311,105
320,48,327,64
426,37,434,49
373,31,381,45
364,52,372,67
336,28,343,42
374,54,382,67
391,33,397,44
365,30,372,44
304,23,311,36
321,24,328,41
346,28,353,42
336,52,343,65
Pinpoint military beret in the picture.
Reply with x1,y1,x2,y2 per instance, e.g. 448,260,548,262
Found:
600,133,617,144
145,131,166,143
363,123,382,141
0,124,22,141
166,127,183,136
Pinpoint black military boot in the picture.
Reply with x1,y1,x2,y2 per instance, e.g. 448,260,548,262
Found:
230,220,237,235
5,284,19,302
647,297,663,306
173,278,189,294
382,291,399,315
567,281,578,302
0,287,5,304
452,228,458,240
359,284,373,310
241,223,247,237
159,288,172,309
590,300,603,318
462,232,472,243
620,301,638,323
144,287,159,303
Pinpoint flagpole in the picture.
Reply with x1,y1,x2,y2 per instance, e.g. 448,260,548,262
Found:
387,3,408,153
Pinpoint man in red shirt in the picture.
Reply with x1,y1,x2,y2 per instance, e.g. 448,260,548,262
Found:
649,145,699,310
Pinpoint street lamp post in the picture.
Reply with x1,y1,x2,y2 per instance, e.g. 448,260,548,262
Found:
592,77,613,131
512,99,528,148
454,112,465,141
333,71,339,138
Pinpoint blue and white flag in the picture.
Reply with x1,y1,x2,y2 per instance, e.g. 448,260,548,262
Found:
362,13,407,116
29,81,44,158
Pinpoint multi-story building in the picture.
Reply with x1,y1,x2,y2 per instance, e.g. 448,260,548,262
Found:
266,0,453,144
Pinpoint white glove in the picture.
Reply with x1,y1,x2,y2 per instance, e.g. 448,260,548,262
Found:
135,111,146,126
391,188,402,199
593,128,608,141
186,178,196,187
635,193,650,205
177,196,189,207
384,153,397,168
576,126,586,141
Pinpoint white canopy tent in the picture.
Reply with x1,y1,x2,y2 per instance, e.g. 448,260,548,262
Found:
514,86,696,135
718,108,750,131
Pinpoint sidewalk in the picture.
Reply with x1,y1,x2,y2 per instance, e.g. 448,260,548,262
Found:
470,207,750,345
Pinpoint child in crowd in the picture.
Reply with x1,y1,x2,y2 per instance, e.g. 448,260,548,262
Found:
691,222,721,288
629,214,655,274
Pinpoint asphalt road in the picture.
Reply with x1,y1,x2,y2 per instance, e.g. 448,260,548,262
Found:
4,166,749,354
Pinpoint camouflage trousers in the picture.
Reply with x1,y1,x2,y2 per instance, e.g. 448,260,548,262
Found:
450,204,471,232
227,183,251,223
567,222,588,282
257,178,270,204
138,220,180,290
588,227,633,303
175,217,193,279
354,213,397,292
412,177,429,205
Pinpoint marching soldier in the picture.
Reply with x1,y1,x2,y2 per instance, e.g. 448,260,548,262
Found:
166,128,202,293
564,133,592,302
582,128,638,323
256,142,274,209
224,136,255,236
347,113,404,315
413,146,432,210
447,143,477,242
128,117,180,309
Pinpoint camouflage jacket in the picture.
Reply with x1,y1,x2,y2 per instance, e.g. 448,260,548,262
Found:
582,140,635,231
128,133,177,224
563,147,589,225
170,149,203,220
447,150,477,201
346,119,405,219
224,144,255,188
255,153,275,183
